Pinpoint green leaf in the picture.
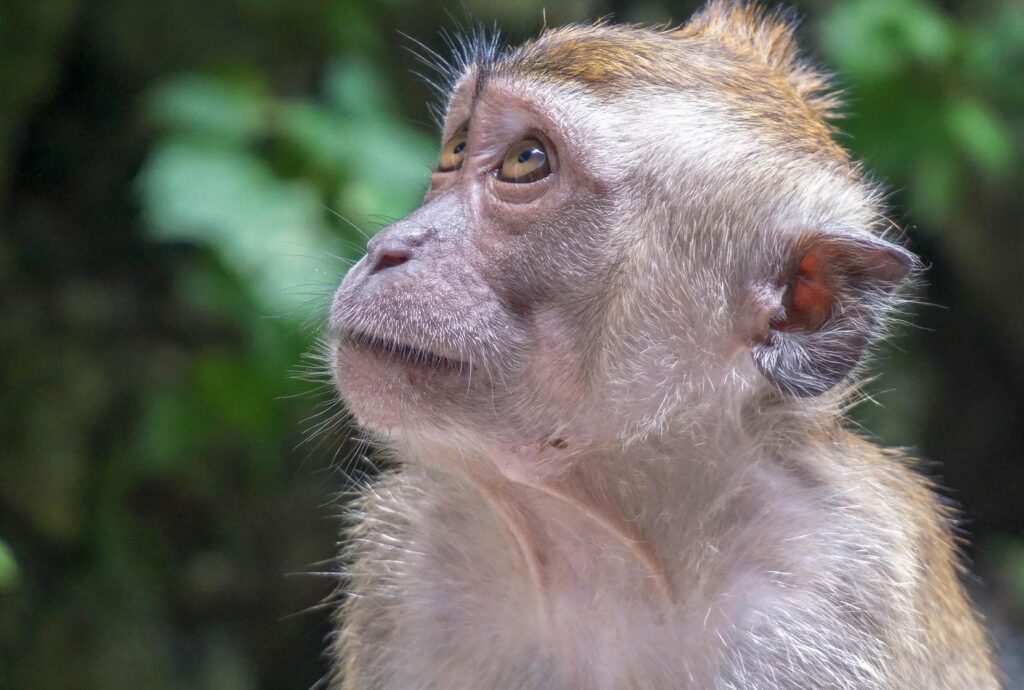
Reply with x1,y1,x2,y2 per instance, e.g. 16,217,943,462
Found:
0,538,19,593
946,97,1014,175
908,149,958,226
147,74,268,143
277,102,436,220
137,138,335,318
821,0,955,81
323,57,391,117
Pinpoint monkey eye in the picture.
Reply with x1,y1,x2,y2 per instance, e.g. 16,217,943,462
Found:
437,130,468,172
498,139,551,183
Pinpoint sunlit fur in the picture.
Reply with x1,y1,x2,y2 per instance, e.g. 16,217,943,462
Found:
325,2,998,688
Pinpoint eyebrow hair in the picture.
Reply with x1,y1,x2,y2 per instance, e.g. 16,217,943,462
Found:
473,60,491,101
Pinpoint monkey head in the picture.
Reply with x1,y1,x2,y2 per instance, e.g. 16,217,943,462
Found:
329,2,914,461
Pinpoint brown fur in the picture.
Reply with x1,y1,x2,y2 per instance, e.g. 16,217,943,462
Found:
490,14,844,159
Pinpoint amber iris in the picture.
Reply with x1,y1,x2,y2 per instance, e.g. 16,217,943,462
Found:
437,130,468,172
498,139,551,183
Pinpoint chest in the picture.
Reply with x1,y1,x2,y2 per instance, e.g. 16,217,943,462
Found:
345,472,817,690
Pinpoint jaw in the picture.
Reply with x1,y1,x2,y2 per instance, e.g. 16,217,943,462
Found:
334,343,589,465
336,336,625,450
334,328,745,472
333,341,481,430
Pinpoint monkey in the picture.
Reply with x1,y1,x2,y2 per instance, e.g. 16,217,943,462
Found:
325,1,999,688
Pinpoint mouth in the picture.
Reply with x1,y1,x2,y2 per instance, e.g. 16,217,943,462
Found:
341,330,468,371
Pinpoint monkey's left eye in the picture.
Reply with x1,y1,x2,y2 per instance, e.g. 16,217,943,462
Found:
437,131,468,172
498,139,551,183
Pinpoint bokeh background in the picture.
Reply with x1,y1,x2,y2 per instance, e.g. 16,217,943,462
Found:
1,0,1022,687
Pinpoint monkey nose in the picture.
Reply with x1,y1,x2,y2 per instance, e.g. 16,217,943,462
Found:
365,224,433,275
368,246,411,273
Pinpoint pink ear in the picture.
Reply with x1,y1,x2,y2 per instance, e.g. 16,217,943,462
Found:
776,234,913,333
753,232,915,397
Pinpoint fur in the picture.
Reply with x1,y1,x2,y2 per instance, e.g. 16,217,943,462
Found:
325,3,999,688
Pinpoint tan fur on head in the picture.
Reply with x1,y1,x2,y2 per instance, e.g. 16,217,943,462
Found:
492,16,844,159
679,0,841,121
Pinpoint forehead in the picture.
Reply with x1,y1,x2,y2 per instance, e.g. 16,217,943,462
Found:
453,25,843,160
494,26,724,94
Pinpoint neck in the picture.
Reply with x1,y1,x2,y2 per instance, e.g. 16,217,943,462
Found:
389,408,802,620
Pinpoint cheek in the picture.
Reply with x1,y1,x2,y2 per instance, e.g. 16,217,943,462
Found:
518,309,595,417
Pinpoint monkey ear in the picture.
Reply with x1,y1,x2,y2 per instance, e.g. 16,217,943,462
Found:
750,232,915,397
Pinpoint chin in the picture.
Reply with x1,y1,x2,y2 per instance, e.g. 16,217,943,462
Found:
333,336,475,432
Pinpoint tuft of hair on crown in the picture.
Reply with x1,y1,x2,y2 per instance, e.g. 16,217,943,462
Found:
676,0,843,122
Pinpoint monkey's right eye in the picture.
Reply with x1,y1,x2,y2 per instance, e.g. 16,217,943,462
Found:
497,139,551,183
437,131,468,172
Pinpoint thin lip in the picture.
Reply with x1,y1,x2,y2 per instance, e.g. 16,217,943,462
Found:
341,330,468,371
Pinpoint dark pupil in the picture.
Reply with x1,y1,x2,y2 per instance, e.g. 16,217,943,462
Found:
517,149,534,164
453,141,465,154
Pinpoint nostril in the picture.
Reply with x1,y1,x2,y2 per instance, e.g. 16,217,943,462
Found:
372,250,410,273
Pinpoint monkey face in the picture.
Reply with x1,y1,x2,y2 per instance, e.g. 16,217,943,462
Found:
330,26,913,455
330,76,632,448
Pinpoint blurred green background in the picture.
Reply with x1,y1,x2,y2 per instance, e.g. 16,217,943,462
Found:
1,0,1022,687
